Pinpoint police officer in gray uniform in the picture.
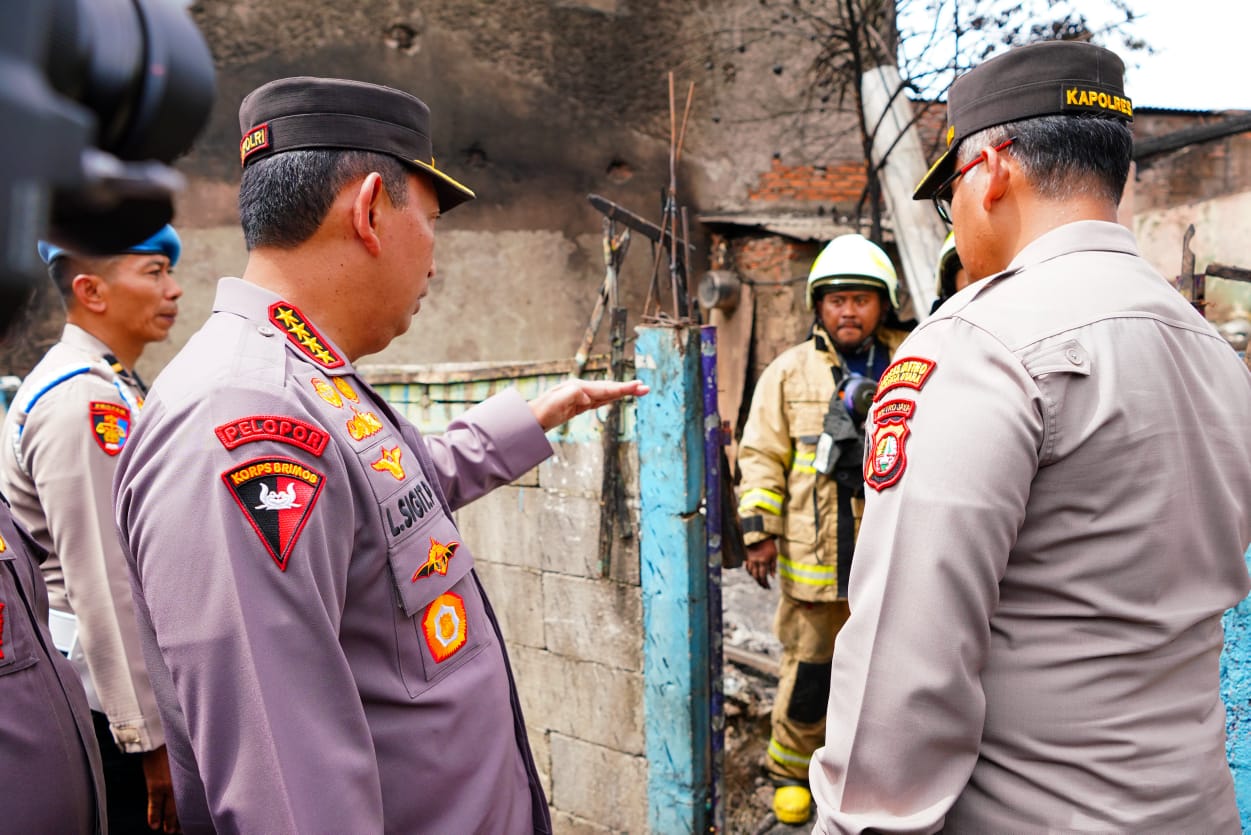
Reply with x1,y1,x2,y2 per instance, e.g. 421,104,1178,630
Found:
0,287,104,835
112,77,646,834
809,42,1251,832
0,502,105,834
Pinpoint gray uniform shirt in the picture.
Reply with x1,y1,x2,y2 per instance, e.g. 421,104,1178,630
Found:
0,324,162,752
0,497,104,834
811,221,1251,833
114,278,554,834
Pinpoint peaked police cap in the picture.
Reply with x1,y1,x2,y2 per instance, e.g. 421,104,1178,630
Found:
237,76,475,212
913,41,1132,200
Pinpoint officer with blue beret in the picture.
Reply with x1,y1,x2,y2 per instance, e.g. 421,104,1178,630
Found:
1,224,183,833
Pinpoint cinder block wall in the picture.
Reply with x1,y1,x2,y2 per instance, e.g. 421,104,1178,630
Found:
366,360,647,834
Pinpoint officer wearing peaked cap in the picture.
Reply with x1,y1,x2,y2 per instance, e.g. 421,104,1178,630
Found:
1,225,182,834
112,77,646,834
809,41,1251,832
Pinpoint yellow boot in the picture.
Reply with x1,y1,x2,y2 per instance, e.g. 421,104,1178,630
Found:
772,784,812,825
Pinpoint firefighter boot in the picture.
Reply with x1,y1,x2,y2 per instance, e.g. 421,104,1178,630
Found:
772,783,812,825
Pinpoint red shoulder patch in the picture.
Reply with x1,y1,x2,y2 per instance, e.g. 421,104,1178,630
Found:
864,399,915,492
214,415,328,456
222,457,325,571
268,301,345,369
874,357,936,402
89,401,131,456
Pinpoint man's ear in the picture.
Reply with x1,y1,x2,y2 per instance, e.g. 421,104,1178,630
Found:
351,172,386,257
70,273,107,314
980,145,1012,211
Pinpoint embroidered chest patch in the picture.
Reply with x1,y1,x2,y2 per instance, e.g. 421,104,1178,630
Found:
222,457,325,571
345,407,383,442
332,377,360,403
865,399,915,491
89,402,131,456
311,377,343,408
269,301,344,369
371,446,405,480
412,537,460,582
422,592,467,663
874,357,936,402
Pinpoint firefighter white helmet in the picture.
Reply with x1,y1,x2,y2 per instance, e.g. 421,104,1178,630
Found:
806,234,899,311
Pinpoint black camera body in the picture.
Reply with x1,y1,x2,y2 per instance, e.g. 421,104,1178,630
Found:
0,0,215,334
839,373,878,426
812,372,878,488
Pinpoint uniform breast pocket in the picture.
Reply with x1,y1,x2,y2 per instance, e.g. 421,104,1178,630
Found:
0,556,41,678
785,398,827,440
387,512,491,699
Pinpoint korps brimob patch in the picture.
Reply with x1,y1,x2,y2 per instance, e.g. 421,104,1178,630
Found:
222,457,325,571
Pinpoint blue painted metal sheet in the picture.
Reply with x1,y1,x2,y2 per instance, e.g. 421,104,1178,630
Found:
635,326,710,834
1221,546,1251,829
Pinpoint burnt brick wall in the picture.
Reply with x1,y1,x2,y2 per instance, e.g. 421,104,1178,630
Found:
747,157,867,206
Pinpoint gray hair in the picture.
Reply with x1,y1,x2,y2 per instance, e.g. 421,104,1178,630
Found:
239,149,411,250
955,114,1133,205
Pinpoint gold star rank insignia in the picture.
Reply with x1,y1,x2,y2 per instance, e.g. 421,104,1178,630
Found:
268,301,344,369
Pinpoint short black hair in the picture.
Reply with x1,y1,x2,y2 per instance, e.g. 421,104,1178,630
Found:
238,149,411,250
47,254,118,301
956,114,1133,205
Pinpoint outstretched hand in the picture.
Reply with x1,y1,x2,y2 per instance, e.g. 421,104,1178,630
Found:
530,379,650,431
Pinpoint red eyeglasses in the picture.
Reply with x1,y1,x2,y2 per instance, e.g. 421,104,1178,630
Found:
932,137,1016,225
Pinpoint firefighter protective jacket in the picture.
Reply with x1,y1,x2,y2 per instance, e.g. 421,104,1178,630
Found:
737,325,907,602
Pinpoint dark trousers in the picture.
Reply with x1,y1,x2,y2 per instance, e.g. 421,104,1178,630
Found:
92,711,153,834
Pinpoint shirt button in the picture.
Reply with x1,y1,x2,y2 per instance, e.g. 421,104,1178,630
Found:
257,325,276,337
1066,348,1083,365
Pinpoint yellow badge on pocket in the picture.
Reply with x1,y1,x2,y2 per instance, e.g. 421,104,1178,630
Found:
422,592,467,663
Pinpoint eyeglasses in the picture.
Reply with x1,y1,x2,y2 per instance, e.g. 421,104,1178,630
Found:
932,136,1016,225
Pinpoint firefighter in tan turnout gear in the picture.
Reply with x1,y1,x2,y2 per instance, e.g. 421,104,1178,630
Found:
736,233,909,825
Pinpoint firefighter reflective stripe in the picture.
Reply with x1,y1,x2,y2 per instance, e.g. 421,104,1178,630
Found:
791,451,817,474
778,554,838,587
739,487,784,516
768,736,811,768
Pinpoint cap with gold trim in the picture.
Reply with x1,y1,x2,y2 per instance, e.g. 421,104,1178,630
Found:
237,76,475,213
913,41,1132,201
